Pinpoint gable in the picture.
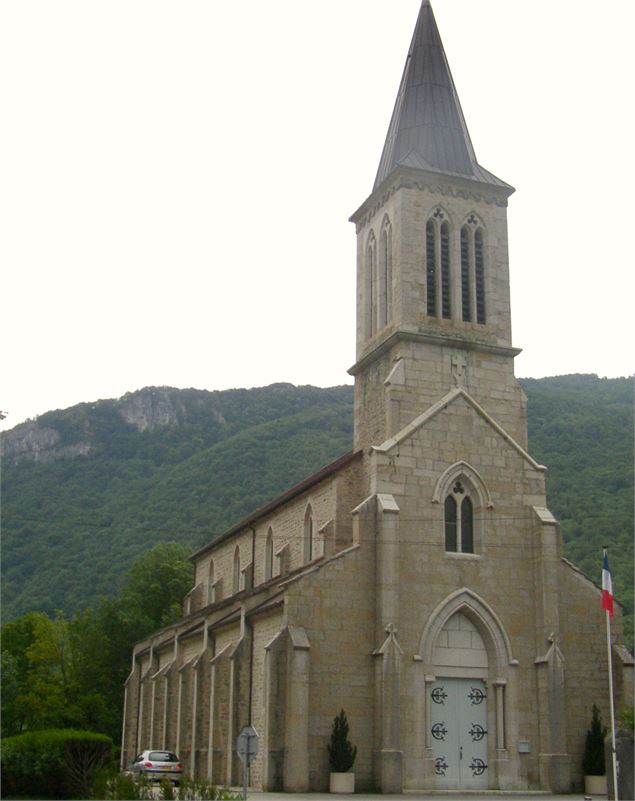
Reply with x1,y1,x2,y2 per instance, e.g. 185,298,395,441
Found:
372,387,545,473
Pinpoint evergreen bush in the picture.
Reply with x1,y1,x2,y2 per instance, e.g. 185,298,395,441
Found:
582,704,607,776
0,728,113,799
327,709,357,773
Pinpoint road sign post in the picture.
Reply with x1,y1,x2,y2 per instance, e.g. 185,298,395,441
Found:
236,725,259,800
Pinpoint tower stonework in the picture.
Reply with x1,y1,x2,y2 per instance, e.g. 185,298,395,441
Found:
349,0,525,456
121,3,634,794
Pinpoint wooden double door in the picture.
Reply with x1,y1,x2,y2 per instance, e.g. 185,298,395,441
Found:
429,678,489,789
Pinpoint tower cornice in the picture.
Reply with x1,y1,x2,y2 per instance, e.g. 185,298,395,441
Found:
349,165,514,232
348,328,521,378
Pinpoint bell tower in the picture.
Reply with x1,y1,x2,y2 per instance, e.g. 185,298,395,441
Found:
349,0,527,453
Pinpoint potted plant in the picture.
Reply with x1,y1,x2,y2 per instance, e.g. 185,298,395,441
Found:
328,709,357,793
583,704,607,796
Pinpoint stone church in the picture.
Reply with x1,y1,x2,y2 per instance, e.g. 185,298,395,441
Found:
121,2,633,793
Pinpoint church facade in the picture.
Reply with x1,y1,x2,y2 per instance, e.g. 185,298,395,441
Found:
121,2,633,793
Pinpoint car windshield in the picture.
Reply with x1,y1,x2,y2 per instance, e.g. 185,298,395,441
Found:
149,752,178,762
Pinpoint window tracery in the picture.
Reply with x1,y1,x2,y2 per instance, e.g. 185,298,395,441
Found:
444,480,475,554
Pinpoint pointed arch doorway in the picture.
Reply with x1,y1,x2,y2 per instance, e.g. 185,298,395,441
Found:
419,589,516,791
429,615,489,789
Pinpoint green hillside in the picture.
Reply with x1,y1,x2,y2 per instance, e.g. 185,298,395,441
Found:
1,376,632,645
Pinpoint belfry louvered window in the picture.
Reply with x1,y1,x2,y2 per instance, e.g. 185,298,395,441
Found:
440,222,451,319
379,219,392,328
366,232,377,338
474,228,486,323
460,226,471,322
461,220,486,325
426,219,437,316
426,213,451,319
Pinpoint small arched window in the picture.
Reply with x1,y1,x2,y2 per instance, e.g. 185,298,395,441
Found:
264,528,274,582
444,480,475,554
304,505,314,563
233,546,241,594
207,559,215,605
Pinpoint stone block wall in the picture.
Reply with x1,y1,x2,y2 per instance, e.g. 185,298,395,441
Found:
285,546,377,790
559,561,632,791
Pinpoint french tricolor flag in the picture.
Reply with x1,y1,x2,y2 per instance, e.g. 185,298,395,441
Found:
602,552,614,618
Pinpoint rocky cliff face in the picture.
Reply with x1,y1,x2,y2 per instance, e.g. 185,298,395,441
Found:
118,388,184,432
1,387,228,465
1,422,92,464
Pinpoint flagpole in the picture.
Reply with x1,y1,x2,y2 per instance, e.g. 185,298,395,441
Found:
603,547,619,800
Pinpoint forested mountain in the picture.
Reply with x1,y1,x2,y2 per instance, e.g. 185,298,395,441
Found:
2,375,633,645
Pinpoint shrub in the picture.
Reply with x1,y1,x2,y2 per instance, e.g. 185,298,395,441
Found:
327,709,357,773
91,772,244,801
1,728,113,799
582,705,607,776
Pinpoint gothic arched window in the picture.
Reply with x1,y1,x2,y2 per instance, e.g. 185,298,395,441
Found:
233,546,241,594
379,218,392,328
264,528,274,582
444,480,475,554
426,211,451,319
460,225,471,322
440,221,451,319
426,219,437,317
304,505,314,563
366,231,377,338
461,219,486,324
474,228,486,324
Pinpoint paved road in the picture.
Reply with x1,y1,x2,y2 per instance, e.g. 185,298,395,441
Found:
246,792,598,801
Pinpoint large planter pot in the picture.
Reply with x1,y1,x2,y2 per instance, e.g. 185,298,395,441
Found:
584,774,607,795
330,772,355,793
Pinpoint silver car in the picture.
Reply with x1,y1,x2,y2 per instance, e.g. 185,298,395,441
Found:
131,750,183,783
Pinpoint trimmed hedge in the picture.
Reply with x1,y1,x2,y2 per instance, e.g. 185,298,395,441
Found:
1,728,114,799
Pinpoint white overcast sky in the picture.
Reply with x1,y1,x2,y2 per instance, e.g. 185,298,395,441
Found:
1,0,633,432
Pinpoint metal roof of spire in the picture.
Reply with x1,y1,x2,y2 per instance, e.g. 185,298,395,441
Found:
373,0,511,191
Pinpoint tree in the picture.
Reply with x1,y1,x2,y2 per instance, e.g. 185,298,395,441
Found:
120,541,193,631
582,704,607,776
327,709,357,773
0,542,193,742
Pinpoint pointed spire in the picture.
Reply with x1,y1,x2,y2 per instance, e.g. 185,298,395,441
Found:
374,1,509,191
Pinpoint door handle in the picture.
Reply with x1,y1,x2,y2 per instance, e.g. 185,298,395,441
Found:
459,746,463,760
